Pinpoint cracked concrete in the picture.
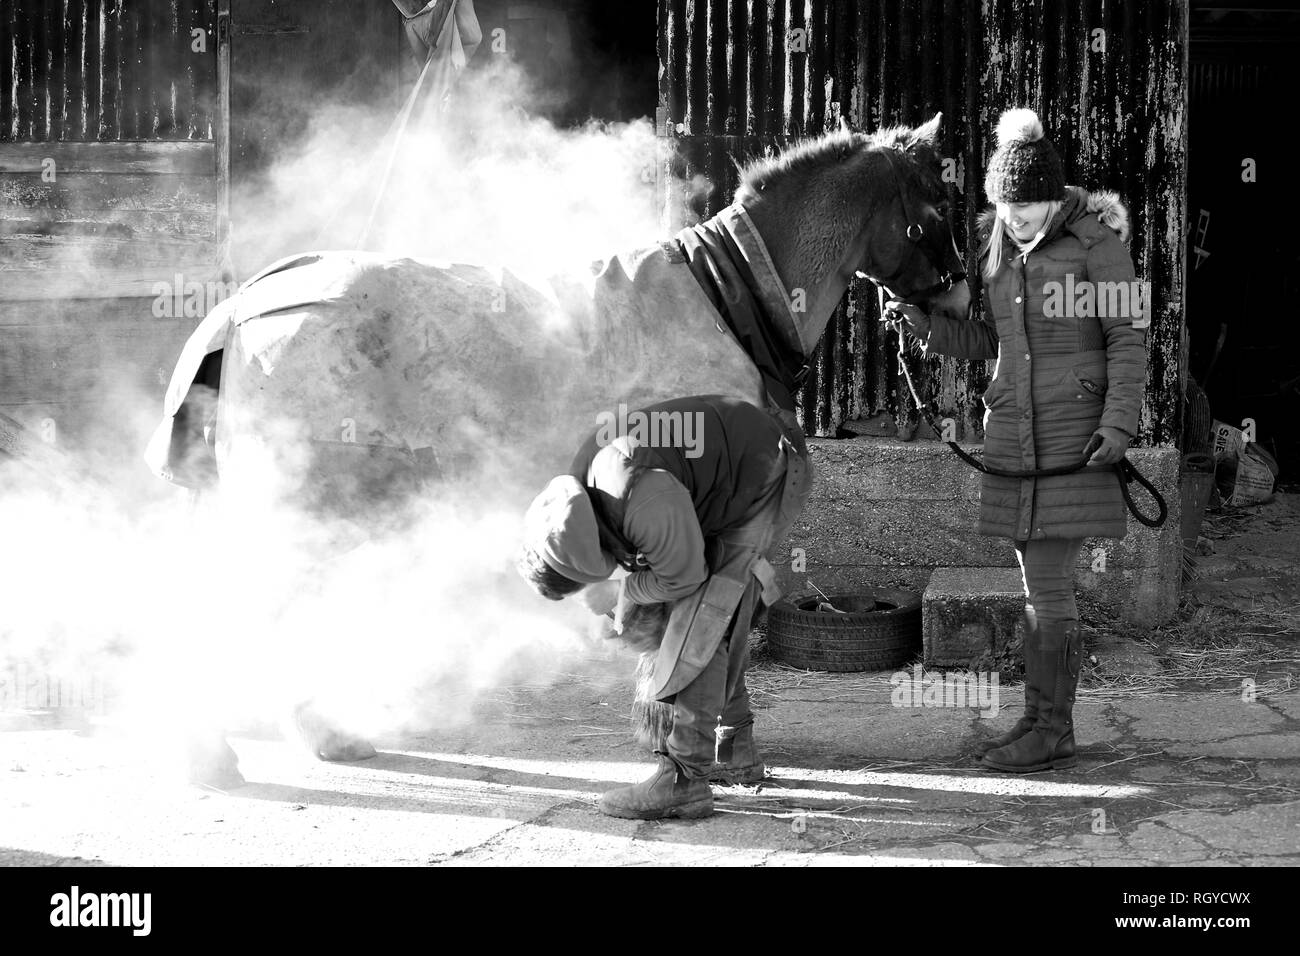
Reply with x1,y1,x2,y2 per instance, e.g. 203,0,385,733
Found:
3,495,1298,867
2,649,1297,866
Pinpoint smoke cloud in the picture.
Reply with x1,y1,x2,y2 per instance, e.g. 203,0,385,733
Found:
233,54,661,282
1,52,664,769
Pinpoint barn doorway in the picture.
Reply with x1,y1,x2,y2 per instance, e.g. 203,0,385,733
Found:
1187,1,1300,486
467,0,658,126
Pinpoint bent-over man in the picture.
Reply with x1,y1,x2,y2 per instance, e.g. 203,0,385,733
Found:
518,394,812,819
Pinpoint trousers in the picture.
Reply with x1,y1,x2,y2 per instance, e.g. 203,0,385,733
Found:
659,409,813,777
1013,536,1086,623
662,602,756,778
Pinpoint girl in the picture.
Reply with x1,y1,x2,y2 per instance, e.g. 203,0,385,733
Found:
886,108,1147,772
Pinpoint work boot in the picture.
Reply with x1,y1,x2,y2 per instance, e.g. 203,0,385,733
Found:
599,755,714,820
976,610,1041,753
982,620,1082,773
710,722,766,785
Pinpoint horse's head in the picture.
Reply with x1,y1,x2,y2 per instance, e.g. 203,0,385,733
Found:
847,114,971,323
736,115,971,343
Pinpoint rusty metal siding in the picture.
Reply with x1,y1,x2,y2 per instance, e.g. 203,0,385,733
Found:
658,0,1187,448
983,0,1187,449
2,0,217,143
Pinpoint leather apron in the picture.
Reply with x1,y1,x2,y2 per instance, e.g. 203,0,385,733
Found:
648,406,812,701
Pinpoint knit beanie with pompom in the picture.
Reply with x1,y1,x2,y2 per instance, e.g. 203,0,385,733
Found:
983,108,1066,204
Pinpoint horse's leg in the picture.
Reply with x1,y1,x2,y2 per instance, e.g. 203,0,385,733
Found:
280,442,439,763
185,730,246,789
631,652,674,753
161,484,247,790
292,701,378,762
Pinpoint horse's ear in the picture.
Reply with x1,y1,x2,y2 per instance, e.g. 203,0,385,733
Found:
910,112,943,149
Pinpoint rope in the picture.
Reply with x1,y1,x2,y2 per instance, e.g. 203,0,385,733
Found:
357,50,436,249
309,46,436,251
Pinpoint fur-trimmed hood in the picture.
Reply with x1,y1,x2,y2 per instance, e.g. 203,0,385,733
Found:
976,187,1131,245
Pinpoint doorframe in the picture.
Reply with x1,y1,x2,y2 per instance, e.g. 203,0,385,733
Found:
216,0,233,285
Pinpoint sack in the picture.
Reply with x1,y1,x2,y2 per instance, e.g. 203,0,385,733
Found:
1217,443,1277,507
1211,419,1245,463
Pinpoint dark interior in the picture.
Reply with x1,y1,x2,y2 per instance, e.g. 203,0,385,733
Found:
467,0,659,125
1187,1,1300,484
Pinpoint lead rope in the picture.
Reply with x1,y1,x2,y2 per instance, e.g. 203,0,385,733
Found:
310,16,439,251
357,48,436,249
876,283,1167,528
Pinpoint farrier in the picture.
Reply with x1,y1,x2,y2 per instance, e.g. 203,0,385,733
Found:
518,394,811,818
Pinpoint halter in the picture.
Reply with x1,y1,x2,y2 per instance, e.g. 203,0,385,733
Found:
858,147,967,304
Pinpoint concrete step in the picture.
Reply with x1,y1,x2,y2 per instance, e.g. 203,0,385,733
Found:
923,567,1027,669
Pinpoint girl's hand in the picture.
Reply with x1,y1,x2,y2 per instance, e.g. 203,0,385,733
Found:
883,300,932,341
1083,426,1130,466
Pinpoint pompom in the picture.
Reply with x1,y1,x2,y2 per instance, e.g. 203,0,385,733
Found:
996,108,1044,146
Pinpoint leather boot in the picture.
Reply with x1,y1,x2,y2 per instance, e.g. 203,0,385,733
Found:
599,754,714,820
982,620,1082,773
976,610,1041,753
710,722,765,785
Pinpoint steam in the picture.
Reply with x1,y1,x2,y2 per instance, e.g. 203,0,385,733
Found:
1,54,665,764
233,55,661,281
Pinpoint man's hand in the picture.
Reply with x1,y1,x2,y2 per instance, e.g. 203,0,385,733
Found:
883,300,932,341
577,579,621,617
1084,426,1130,466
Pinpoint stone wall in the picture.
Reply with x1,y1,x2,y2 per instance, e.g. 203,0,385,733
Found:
771,438,1182,628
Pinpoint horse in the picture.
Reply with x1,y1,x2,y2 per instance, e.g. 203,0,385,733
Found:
151,114,971,785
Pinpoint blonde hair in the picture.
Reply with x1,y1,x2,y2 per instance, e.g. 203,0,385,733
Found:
980,200,1063,281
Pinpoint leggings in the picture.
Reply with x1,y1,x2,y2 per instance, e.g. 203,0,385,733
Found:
1013,537,1085,625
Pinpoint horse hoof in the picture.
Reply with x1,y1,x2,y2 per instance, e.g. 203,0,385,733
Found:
317,738,378,762
187,736,246,790
192,764,247,790
293,703,378,762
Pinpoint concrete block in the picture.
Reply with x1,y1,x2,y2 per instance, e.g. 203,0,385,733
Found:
923,567,1028,669
771,438,1182,629
1073,448,1183,627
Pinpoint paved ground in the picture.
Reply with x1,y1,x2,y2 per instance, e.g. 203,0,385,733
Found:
1193,492,1300,611
2,646,1298,867
2,495,1298,867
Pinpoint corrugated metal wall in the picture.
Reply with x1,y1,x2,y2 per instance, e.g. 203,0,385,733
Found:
657,0,1187,447
0,0,220,457
1,0,217,143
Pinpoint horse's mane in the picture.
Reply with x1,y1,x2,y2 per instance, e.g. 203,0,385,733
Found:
734,124,932,204
731,123,946,283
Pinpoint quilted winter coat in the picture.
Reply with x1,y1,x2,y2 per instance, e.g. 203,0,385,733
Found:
924,186,1148,541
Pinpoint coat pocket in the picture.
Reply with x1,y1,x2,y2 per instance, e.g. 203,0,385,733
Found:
1061,366,1107,403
